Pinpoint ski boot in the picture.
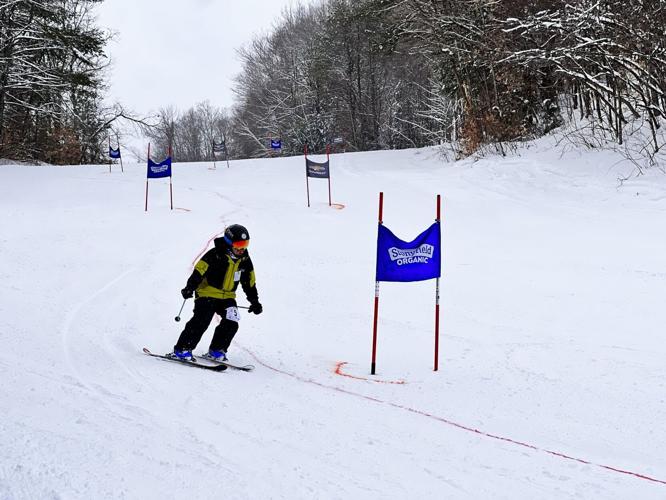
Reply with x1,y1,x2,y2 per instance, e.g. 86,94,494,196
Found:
204,349,227,362
170,349,195,361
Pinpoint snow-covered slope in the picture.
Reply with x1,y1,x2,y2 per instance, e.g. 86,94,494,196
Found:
1,143,665,499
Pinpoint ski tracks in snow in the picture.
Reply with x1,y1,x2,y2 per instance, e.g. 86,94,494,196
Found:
57,260,186,410
59,266,141,403
55,261,237,479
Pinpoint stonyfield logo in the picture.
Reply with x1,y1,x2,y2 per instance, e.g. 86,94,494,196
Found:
150,164,169,174
388,244,434,265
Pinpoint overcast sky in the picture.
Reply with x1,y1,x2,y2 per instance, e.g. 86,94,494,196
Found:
95,0,310,117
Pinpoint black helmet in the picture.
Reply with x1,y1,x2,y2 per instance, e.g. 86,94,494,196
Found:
223,224,250,252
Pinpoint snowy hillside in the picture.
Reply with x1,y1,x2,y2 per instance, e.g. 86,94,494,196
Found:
1,142,666,499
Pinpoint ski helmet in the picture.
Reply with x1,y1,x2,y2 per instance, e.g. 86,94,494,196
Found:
223,224,250,251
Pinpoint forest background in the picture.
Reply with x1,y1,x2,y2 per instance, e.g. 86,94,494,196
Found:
1,0,664,168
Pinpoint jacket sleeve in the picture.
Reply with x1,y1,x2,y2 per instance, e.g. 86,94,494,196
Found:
241,257,259,304
185,249,214,291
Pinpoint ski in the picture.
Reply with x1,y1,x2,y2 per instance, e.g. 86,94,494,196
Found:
195,354,255,372
143,347,227,372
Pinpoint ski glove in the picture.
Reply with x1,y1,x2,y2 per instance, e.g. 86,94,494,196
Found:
248,302,263,315
181,287,194,299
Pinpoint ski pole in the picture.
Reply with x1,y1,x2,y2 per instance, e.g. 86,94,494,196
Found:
174,298,188,322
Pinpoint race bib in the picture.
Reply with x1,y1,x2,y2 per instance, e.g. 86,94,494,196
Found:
226,306,240,322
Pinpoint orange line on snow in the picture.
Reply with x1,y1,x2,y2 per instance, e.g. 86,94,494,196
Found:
190,232,224,268
240,346,666,487
334,361,406,385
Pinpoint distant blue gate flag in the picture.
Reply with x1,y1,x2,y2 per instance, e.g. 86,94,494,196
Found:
306,158,330,178
271,139,282,150
213,141,226,154
109,146,121,159
147,156,172,178
376,222,441,282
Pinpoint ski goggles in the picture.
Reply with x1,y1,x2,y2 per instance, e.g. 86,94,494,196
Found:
230,239,249,250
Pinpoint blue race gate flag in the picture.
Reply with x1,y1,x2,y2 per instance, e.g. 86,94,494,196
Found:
147,157,172,178
109,146,121,159
213,141,226,154
271,139,282,150
376,222,441,282
306,158,330,178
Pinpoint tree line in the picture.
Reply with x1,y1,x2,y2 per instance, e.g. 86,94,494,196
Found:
2,0,665,165
228,0,665,162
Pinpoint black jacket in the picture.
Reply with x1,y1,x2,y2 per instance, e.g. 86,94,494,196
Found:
185,237,259,303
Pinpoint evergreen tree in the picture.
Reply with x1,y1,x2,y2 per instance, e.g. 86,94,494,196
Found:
0,0,109,164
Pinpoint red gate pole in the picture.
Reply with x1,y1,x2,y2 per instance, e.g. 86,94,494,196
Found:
116,132,124,173
371,191,384,375
326,144,332,206
434,194,441,371
304,144,311,207
145,143,151,212
169,146,173,210
224,133,230,168
212,140,217,171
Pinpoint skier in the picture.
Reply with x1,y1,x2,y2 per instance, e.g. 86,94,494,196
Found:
170,224,263,361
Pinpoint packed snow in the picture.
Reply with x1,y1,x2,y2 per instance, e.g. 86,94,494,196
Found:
1,140,666,499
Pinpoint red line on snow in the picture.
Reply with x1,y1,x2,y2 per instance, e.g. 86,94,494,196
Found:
334,361,406,385
240,346,666,487
190,232,224,268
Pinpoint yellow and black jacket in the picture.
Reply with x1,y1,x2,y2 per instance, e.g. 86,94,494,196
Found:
185,237,259,303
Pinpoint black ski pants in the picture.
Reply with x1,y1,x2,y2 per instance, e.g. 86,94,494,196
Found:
174,297,239,353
